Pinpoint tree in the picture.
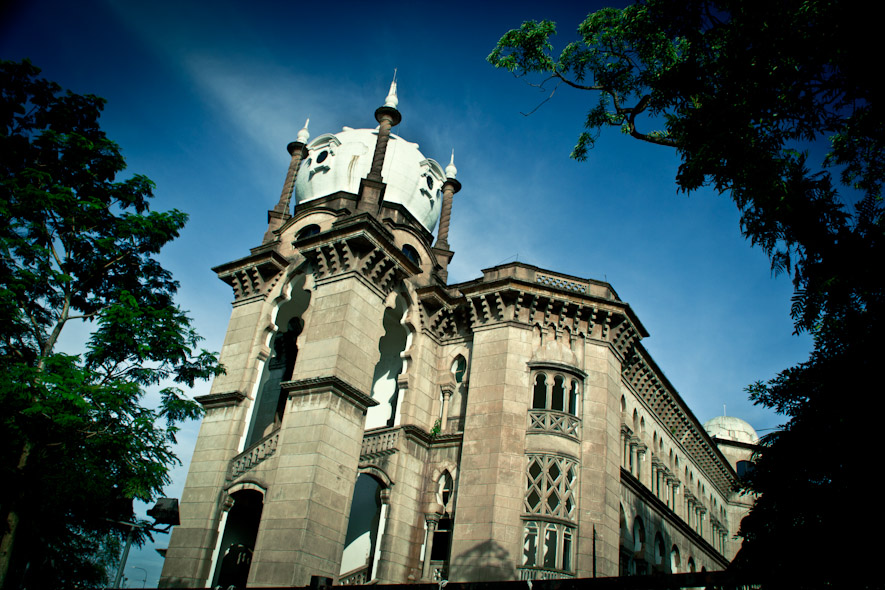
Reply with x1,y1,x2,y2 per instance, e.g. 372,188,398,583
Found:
0,59,223,588
490,2,882,587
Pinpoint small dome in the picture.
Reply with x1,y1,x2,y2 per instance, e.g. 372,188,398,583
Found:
294,127,444,231
704,415,758,444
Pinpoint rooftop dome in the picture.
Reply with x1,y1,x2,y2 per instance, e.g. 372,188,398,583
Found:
294,127,445,231
703,415,759,444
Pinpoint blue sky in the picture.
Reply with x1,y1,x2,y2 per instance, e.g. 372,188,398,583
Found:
2,0,811,585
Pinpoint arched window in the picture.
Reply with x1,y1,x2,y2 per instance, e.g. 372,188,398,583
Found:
295,224,321,240
632,517,645,555
451,355,467,383
402,244,421,266
736,460,754,478
437,471,454,513
670,545,681,573
528,371,582,439
551,376,565,411
631,517,647,575
530,372,580,416
532,374,547,409
568,380,579,415
654,533,665,568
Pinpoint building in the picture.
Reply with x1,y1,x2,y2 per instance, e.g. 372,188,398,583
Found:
159,84,757,588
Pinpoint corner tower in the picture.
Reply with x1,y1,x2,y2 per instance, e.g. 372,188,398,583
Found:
160,83,466,588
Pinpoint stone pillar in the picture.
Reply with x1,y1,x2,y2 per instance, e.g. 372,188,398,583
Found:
358,105,401,215
421,511,441,580
291,274,389,394
246,377,377,587
575,339,623,579
264,140,308,243
371,490,391,579
160,295,270,587
432,177,461,283
449,324,530,582
439,385,454,432
434,178,461,251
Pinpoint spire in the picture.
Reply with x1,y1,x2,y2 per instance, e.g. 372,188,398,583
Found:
445,149,457,179
384,69,398,109
296,117,310,144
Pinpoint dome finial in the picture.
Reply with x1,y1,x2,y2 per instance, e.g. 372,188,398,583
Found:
384,69,398,109
296,117,310,144
445,149,457,179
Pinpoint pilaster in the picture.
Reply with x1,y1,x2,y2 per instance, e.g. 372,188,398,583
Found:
247,377,377,587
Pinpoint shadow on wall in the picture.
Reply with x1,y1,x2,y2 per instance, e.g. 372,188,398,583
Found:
450,540,515,582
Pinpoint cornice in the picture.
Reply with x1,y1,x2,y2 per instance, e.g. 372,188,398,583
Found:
282,376,378,412
195,391,246,408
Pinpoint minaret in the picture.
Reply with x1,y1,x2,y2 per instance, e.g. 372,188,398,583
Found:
357,74,402,215
433,150,462,282
263,119,310,243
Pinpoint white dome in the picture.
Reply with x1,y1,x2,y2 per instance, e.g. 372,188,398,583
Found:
703,415,759,444
294,127,445,231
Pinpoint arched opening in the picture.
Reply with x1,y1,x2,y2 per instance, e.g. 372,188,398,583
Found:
402,244,421,266
654,533,665,572
340,474,385,583
451,355,467,383
212,489,264,589
567,379,579,415
736,460,754,478
295,224,321,240
245,276,311,447
366,294,408,429
551,376,565,411
619,505,630,576
632,516,647,574
670,545,681,573
532,373,547,409
430,471,456,572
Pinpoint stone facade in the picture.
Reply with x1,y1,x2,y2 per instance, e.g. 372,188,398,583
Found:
159,97,756,588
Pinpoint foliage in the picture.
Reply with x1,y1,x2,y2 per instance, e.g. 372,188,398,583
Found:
0,59,223,588
491,1,882,587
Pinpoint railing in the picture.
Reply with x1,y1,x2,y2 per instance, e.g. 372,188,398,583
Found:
536,273,589,295
429,561,448,582
339,565,369,585
228,429,280,481
518,567,575,581
361,429,399,458
528,410,581,440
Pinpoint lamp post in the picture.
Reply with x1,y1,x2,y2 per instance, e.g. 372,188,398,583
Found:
110,498,180,588
131,566,147,588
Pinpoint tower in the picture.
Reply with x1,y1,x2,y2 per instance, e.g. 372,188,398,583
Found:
160,83,753,588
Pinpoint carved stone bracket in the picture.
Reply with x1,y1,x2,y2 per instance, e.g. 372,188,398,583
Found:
213,250,289,302
302,231,411,297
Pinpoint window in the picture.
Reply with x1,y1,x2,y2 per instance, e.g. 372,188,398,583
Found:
736,460,754,478
523,522,573,571
522,454,578,573
530,371,581,415
451,356,466,383
296,224,321,240
402,244,420,266
670,546,681,573
525,455,578,519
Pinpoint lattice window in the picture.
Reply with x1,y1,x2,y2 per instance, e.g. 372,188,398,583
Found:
524,455,578,520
